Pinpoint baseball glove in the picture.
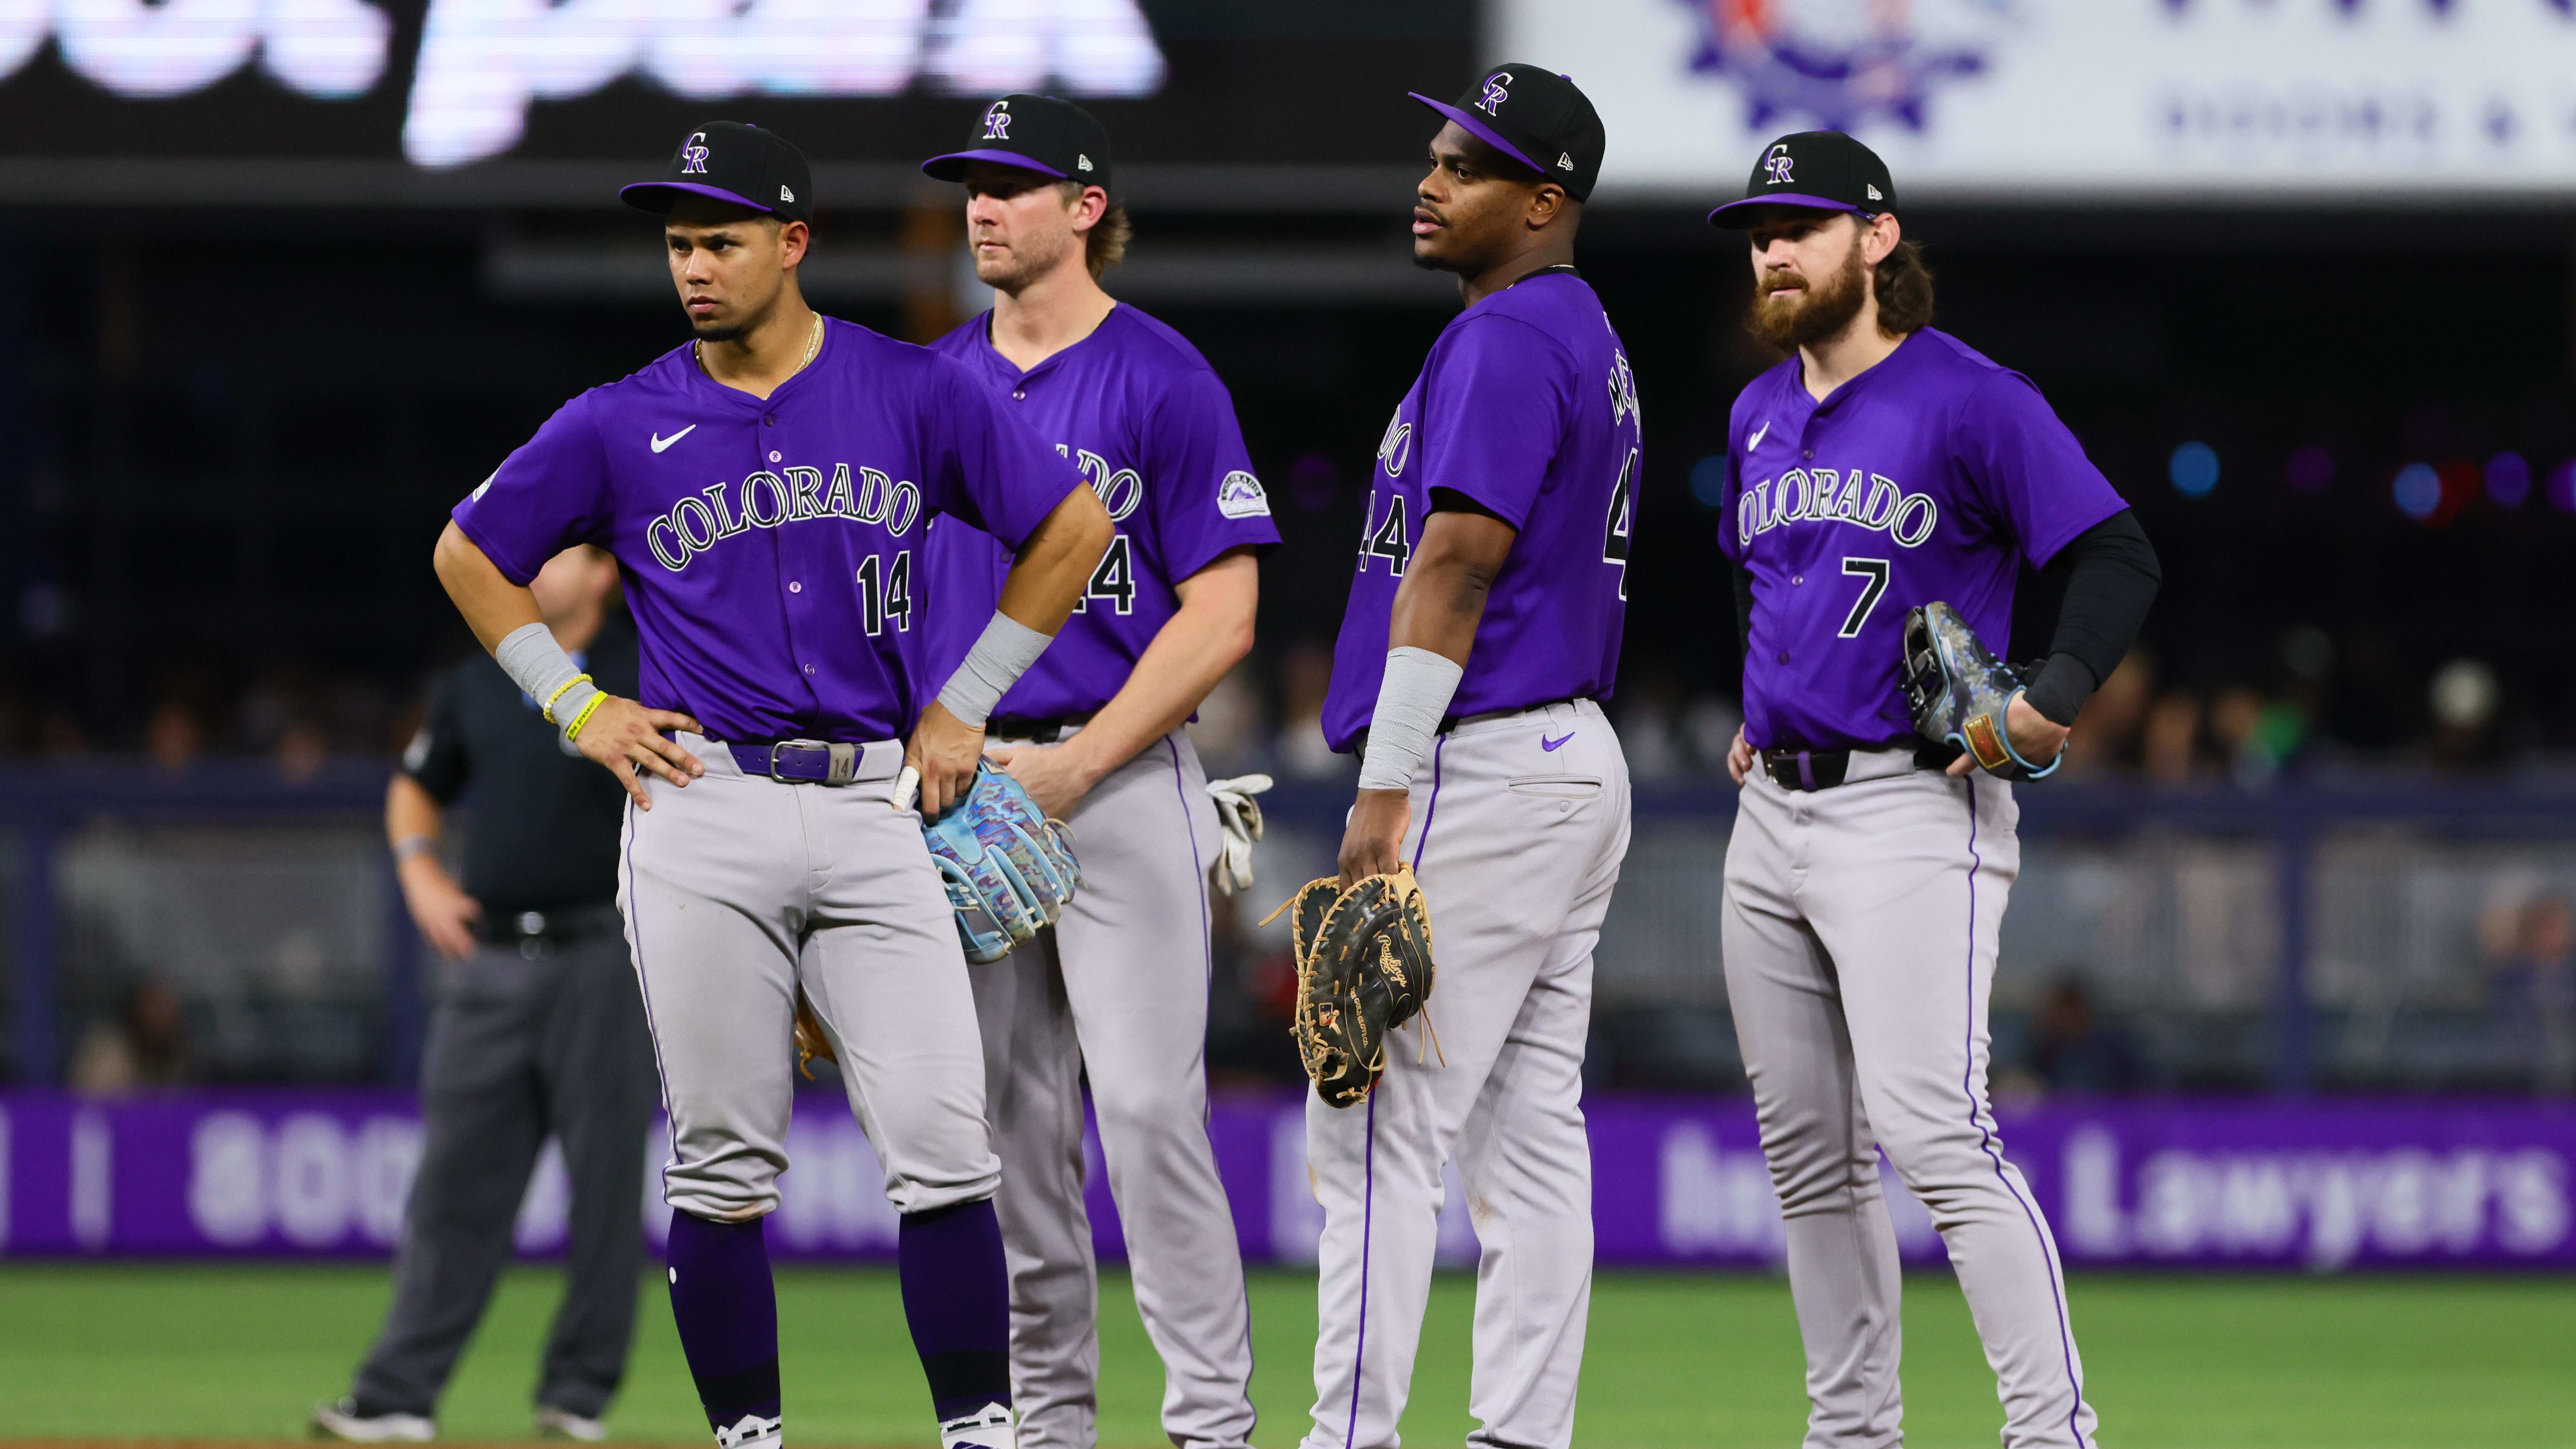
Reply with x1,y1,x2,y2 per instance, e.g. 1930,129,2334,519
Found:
922,762,1081,964
1262,865,1438,1108
793,987,835,1078
1901,601,2063,781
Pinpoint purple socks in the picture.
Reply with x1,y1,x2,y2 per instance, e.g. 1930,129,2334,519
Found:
898,1198,1013,1421
666,1210,781,1437
665,1198,1010,1436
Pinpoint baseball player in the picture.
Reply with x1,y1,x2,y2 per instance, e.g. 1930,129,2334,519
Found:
913,96,1276,1449
1309,66,1634,1449
432,121,1113,1449
1709,131,2161,1449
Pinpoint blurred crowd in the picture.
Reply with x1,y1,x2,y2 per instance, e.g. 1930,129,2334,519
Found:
2,637,2537,791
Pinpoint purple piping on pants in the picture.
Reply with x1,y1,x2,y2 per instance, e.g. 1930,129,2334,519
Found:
621,798,683,1207
1409,734,1446,874
1960,779,2091,1447
1345,1093,1377,1449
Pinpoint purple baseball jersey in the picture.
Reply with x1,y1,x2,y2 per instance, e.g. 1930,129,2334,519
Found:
1321,272,1640,752
451,317,1082,743
1719,327,2129,751
920,306,1280,719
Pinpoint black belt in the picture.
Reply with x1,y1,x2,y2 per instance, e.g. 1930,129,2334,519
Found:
725,738,865,784
1352,696,1586,766
477,902,623,955
987,712,1094,744
1760,741,1952,792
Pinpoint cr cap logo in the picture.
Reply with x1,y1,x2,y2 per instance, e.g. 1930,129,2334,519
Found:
981,100,1012,140
1475,70,1511,115
1762,142,1794,184
681,131,710,174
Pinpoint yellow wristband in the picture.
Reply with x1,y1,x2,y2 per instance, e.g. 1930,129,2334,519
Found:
541,674,593,723
563,691,608,742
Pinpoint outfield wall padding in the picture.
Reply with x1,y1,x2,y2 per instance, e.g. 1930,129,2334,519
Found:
0,1091,2568,1271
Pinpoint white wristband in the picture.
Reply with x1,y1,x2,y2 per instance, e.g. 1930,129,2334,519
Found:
1357,646,1464,792
494,622,598,729
936,612,1052,727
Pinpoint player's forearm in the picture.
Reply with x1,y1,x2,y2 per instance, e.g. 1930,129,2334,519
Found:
2026,510,2162,725
938,488,1117,730
432,522,543,651
1068,550,1258,776
995,486,1116,635
1385,507,1517,665
1363,508,1518,793
385,774,443,855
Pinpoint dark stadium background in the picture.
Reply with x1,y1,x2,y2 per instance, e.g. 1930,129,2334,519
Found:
1,0,2573,1101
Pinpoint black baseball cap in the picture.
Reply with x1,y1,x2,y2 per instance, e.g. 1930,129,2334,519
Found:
1409,63,1605,203
621,121,814,225
1708,130,1894,228
921,95,1113,195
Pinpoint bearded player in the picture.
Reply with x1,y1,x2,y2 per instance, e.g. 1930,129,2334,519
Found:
434,122,1112,1449
1710,131,2161,1449
1309,66,1635,1449
915,96,1275,1449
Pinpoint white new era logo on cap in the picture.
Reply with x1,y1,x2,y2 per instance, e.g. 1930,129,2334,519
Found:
780,185,795,202
1077,153,1093,172
1558,152,1573,170
1866,184,1882,201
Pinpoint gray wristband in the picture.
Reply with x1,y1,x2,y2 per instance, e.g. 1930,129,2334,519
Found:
494,621,598,734
1357,647,1464,791
936,613,1052,727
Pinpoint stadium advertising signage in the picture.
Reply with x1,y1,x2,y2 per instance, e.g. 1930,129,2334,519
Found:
1501,0,2576,198
0,0,1409,172
3,1092,2570,1270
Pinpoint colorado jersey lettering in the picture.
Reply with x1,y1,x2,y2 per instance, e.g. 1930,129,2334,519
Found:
1719,327,2127,751
451,317,1082,743
1322,272,1640,750
922,304,1279,719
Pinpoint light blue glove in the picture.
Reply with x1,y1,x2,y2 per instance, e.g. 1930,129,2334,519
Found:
921,763,1081,964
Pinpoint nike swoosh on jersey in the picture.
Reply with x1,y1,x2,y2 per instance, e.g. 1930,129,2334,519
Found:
1541,732,1575,752
1747,420,1771,450
651,424,698,453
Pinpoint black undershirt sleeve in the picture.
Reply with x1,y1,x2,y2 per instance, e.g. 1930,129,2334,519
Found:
2022,508,2162,726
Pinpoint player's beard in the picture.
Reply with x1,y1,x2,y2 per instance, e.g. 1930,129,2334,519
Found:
1747,234,1870,351
976,225,1076,294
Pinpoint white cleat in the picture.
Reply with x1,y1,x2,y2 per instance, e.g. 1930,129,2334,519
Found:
535,1406,609,1442
713,1411,782,1449
938,1402,1017,1449
309,1398,434,1443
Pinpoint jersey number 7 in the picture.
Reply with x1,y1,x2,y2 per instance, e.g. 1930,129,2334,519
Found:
1838,557,1889,638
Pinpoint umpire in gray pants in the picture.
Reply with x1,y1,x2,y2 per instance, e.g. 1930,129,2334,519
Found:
314,545,659,1443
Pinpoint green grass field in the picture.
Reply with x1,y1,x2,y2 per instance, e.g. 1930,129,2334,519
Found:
0,1264,2567,1448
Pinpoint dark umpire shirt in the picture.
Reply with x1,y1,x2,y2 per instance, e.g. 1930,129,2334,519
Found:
401,611,639,917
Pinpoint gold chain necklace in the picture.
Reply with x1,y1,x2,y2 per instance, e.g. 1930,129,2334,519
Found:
697,310,824,378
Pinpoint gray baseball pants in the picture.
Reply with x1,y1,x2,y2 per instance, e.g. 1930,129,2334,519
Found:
1721,753,2097,1449
350,925,658,1420
1301,700,1631,1449
969,729,1256,1449
618,733,1000,1224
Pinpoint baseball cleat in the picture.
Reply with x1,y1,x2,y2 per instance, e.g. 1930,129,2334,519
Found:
712,1411,782,1449
309,1397,434,1442
534,1406,609,1441
937,1401,1017,1449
